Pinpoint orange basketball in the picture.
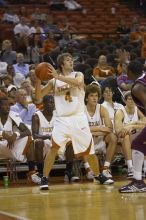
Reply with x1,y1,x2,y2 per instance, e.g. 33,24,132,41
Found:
35,62,53,81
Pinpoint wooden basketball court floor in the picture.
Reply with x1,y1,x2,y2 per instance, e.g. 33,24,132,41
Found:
0,180,146,220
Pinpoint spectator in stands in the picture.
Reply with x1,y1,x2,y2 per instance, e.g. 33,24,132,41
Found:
58,17,77,33
93,55,115,85
30,20,45,38
31,7,48,23
0,40,16,65
129,25,143,44
11,88,37,129
2,7,19,24
0,61,8,76
40,31,58,55
59,30,78,50
28,69,37,89
13,17,31,52
1,75,12,89
21,79,35,103
19,6,29,18
116,18,130,38
7,64,25,88
7,84,17,105
43,15,62,38
117,63,134,93
115,91,145,178
13,53,29,77
130,16,139,32
64,0,82,10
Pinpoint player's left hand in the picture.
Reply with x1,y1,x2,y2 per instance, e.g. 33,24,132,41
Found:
47,64,58,79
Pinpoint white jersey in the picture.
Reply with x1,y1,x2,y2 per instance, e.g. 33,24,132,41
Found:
85,104,106,152
54,71,85,117
0,111,29,162
102,101,124,123
122,106,139,124
85,104,103,127
0,111,22,134
35,110,55,136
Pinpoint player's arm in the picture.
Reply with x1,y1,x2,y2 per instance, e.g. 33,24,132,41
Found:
114,109,144,137
114,109,124,134
48,64,84,87
17,122,31,138
100,106,113,130
56,72,84,88
90,106,112,135
35,78,54,102
132,83,146,114
32,114,51,140
2,122,31,149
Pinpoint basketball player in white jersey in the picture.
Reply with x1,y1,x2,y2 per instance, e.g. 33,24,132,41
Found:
85,84,117,180
101,86,124,125
115,91,145,178
35,53,94,190
31,94,55,184
0,95,33,166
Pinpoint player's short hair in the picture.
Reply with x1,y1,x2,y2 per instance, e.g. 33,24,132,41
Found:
127,61,143,76
57,53,73,71
101,85,114,94
123,91,132,100
42,95,54,103
85,84,101,104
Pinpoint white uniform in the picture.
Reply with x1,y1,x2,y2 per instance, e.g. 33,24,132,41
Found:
102,101,124,125
121,106,139,124
118,106,140,142
52,71,93,155
34,110,55,157
85,104,106,153
0,111,29,162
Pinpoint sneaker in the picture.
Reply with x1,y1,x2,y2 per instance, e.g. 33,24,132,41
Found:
64,171,80,183
40,176,49,190
27,170,36,183
94,173,114,185
86,171,94,180
102,167,112,178
31,172,43,184
127,167,133,179
119,179,146,193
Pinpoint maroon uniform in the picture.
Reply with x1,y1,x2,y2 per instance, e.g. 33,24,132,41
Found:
132,73,146,115
131,73,146,155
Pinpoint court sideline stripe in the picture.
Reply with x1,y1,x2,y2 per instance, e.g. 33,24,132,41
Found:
0,211,31,220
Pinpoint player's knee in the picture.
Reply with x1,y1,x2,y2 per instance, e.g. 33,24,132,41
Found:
107,133,117,143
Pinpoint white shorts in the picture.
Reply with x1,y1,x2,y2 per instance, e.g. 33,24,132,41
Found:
0,137,28,162
52,114,94,155
43,139,51,157
94,136,106,154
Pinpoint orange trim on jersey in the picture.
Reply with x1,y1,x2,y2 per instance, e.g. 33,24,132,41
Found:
22,136,32,155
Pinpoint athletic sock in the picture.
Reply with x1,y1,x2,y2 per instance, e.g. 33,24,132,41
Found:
132,150,144,180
